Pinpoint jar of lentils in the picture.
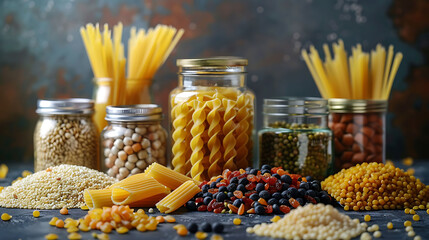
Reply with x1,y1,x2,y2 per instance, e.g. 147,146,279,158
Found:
34,98,99,172
259,98,333,180
101,104,167,180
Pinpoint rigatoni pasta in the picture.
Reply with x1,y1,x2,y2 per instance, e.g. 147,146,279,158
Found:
144,163,192,190
84,189,113,209
156,180,201,213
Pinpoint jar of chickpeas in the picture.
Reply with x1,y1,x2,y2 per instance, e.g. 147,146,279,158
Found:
259,98,334,180
101,104,167,180
34,98,99,172
170,57,255,182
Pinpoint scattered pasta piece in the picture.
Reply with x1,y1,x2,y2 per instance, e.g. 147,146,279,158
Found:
44,233,58,240
145,163,192,189
1,213,11,221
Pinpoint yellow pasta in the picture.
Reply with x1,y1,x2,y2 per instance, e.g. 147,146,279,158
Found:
170,89,254,180
235,94,250,169
171,102,191,175
129,193,168,208
206,98,223,178
222,98,238,171
301,39,403,100
144,163,192,190
156,180,201,213
111,174,170,205
189,101,207,182
84,189,113,209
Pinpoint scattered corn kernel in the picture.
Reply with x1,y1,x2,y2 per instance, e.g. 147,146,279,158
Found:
210,234,224,240
33,210,40,218
408,231,416,237
1,213,12,221
0,186,4,193
0,164,8,178
177,226,188,236
80,205,89,210
55,219,65,228
414,236,422,240
412,206,419,210
387,222,393,229
91,232,97,238
271,215,281,222
156,215,165,223
22,170,32,177
427,209,429,215
60,207,69,215
373,231,381,238
67,226,79,233
404,220,412,227
406,168,415,175
100,223,112,233
44,233,58,240
406,226,413,232
364,215,371,222
412,215,420,221
195,231,208,240
173,224,186,230
402,157,413,166
79,224,90,232
405,208,411,214
145,222,157,231
164,215,176,223
233,218,241,225
148,208,154,213
419,205,425,209
116,226,129,234
410,209,416,214
97,233,110,240
49,217,58,226
68,232,82,240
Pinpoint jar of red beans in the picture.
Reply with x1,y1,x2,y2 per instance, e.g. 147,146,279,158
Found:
101,104,167,180
328,99,386,171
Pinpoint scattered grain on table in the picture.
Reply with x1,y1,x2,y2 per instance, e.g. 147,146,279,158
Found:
0,164,116,209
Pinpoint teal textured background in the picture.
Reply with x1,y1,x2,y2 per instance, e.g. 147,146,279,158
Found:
0,0,428,163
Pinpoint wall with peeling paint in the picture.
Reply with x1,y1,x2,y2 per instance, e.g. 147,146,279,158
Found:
1,0,428,164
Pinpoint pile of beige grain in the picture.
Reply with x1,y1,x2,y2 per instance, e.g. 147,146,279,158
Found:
0,164,116,209
247,203,366,240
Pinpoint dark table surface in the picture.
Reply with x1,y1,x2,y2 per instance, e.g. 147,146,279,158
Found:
0,160,428,240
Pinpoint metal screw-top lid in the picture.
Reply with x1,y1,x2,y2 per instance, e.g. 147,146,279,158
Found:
328,99,387,113
263,97,329,116
105,104,163,122
36,98,94,115
177,57,248,75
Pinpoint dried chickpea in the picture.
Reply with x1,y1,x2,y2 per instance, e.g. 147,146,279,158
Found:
408,231,416,237
373,231,381,238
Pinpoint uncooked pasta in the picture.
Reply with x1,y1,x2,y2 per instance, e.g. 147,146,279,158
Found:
170,88,254,181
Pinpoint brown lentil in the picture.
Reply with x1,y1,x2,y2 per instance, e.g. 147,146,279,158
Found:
0,164,116,209
322,162,429,210
247,203,365,239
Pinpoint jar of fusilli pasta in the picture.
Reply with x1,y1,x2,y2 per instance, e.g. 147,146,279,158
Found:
170,57,255,182
101,104,167,180
259,98,334,180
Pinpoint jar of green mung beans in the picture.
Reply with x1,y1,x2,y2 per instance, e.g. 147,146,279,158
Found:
259,98,334,180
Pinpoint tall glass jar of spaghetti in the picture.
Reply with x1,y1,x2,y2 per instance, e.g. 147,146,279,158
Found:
170,57,255,182
328,99,387,171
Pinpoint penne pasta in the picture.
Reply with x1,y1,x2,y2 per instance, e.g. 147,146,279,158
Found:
144,163,193,190
111,174,170,205
156,180,201,214
84,188,113,209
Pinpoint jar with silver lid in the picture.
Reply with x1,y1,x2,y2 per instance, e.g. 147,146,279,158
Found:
34,98,99,172
101,104,167,180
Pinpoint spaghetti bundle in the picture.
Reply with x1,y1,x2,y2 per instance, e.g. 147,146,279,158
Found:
301,40,403,100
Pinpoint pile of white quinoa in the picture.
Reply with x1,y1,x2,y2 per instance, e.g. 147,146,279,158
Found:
247,203,366,240
0,164,117,209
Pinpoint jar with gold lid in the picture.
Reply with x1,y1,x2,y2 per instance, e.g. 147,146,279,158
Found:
169,57,255,182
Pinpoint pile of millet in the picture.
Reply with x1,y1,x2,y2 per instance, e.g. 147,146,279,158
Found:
322,162,429,211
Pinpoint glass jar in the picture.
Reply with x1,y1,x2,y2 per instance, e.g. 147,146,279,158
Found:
101,104,167,180
329,99,386,171
124,79,152,105
259,98,333,180
93,78,112,133
170,57,255,182
34,98,99,172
